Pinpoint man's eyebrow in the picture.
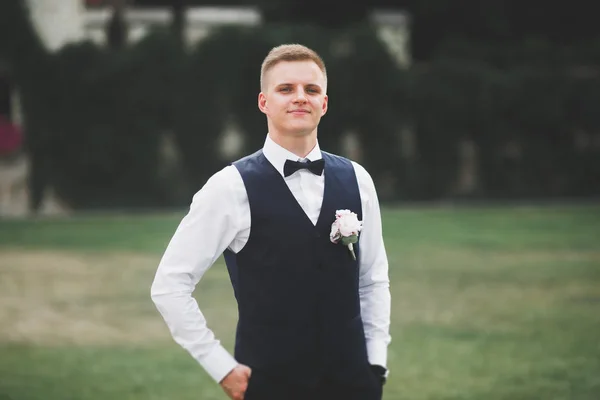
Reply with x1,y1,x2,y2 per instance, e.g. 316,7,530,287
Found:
275,82,321,86
274,83,322,90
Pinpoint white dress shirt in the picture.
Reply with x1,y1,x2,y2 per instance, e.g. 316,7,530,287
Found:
151,135,391,383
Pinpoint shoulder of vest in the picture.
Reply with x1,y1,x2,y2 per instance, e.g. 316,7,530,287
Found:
231,149,264,166
321,151,355,167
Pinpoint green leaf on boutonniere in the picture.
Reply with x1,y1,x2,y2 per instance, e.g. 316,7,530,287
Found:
340,235,358,246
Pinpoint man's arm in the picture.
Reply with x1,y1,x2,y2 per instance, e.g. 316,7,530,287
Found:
150,166,243,383
352,162,392,376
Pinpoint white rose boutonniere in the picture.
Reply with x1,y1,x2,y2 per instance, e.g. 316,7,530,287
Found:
330,209,363,260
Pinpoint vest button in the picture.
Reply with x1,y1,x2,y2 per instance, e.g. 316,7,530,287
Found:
314,232,321,238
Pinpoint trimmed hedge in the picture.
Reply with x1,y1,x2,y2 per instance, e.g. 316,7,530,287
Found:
2,3,599,209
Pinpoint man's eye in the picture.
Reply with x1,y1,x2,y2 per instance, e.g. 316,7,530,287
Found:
280,87,291,92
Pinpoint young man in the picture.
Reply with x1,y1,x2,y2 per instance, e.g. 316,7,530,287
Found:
151,44,391,400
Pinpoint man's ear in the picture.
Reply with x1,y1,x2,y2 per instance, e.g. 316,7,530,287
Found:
258,92,268,114
321,94,328,116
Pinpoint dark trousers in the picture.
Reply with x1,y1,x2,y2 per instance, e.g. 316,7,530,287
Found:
244,368,383,400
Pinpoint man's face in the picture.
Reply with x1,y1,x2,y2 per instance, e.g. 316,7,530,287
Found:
258,60,328,137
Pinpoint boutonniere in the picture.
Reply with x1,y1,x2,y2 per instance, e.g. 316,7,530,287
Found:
330,209,363,260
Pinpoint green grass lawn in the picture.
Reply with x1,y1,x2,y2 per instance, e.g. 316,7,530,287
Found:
1,205,599,400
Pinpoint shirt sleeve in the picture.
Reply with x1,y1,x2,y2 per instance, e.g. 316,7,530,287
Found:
150,165,244,383
352,161,392,370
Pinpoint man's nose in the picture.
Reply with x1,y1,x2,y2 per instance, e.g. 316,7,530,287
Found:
294,88,307,102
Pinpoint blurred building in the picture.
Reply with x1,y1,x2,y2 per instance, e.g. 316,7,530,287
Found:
24,0,409,63
24,0,262,50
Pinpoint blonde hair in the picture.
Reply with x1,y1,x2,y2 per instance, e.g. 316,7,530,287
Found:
260,44,327,91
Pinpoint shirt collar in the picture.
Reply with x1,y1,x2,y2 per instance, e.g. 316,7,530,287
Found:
263,134,323,178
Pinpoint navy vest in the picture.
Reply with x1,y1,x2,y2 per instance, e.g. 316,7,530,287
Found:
224,150,370,385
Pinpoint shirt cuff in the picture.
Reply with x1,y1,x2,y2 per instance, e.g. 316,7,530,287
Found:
198,343,239,383
366,339,388,370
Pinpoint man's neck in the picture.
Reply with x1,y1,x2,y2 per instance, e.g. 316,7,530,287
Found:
268,131,317,159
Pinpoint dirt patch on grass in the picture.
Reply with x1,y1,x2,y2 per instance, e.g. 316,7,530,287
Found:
0,250,174,346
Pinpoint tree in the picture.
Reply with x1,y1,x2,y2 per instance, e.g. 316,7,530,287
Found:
106,0,129,49
170,0,187,47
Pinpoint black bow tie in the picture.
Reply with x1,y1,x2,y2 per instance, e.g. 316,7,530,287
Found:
283,158,325,177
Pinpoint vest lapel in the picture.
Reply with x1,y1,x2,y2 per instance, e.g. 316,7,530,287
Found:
260,152,322,228
315,159,335,232
315,153,362,233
